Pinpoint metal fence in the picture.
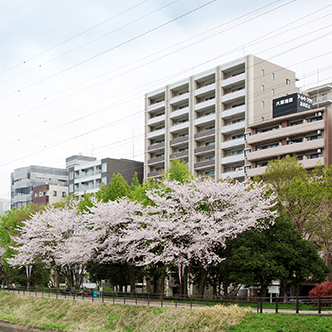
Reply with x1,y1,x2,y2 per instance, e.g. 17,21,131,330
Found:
1,286,332,314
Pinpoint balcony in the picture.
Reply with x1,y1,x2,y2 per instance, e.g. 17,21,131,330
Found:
194,98,215,113
147,142,165,152
75,170,102,181
147,100,165,112
147,171,163,178
170,92,189,106
222,104,246,120
221,169,245,180
147,114,165,126
221,153,245,165
221,88,245,103
147,156,165,166
247,156,325,177
170,121,189,134
194,160,215,170
170,150,189,160
170,107,189,120
194,113,215,127
195,83,216,98
194,129,215,141
221,121,245,134
222,72,245,88
147,127,165,139
194,145,215,155
170,136,189,147
247,120,325,145
221,137,245,150
75,182,102,193
247,139,325,161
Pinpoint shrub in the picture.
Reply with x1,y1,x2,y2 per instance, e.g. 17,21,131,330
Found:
309,281,332,306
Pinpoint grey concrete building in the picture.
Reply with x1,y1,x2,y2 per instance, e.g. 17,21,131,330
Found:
11,166,68,209
144,55,298,181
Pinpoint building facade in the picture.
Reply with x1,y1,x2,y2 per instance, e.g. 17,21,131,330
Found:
245,105,331,177
11,166,68,209
32,184,69,205
66,155,144,198
144,55,297,181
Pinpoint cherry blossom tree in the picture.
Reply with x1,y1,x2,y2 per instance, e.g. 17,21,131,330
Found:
8,204,81,288
123,177,278,294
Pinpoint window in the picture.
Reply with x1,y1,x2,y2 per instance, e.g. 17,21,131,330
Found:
261,69,264,76
205,156,215,161
69,171,73,180
69,184,73,192
312,96,317,103
311,134,323,140
232,150,244,155
62,192,66,197
53,191,57,197
286,79,290,85
271,89,275,96
271,73,275,80
311,116,322,122
322,93,328,101
261,101,264,108
205,141,215,146
205,171,215,176
261,85,264,92
291,120,302,126
102,162,107,172
102,176,107,184
34,192,38,198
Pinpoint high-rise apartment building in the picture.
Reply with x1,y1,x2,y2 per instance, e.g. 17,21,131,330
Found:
144,55,297,180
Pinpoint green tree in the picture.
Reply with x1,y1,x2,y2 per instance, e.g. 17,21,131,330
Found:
162,159,192,183
223,217,330,298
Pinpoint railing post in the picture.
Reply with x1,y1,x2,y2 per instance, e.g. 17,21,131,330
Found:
73,290,75,301
296,296,299,314
190,295,192,309
56,288,58,299
42,287,43,298
148,293,150,306
240,296,243,307
222,296,225,305
275,296,278,313
135,292,137,305
206,295,208,306
48,288,50,298
161,293,163,307
318,296,321,314
102,291,104,303
257,297,259,313
260,297,263,313
113,291,115,304
124,292,126,304
175,294,177,308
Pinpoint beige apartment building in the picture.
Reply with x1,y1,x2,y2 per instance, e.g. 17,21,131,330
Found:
245,106,331,178
144,55,297,181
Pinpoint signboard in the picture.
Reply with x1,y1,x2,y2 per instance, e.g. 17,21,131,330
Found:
273,93,313,118
268,286,279,294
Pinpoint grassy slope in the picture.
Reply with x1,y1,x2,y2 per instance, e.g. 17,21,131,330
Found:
0,293,249,332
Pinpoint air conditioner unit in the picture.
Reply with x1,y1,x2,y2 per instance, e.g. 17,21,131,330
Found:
318,112,322,116
317,130,321,134
279,142,282,146
315,112,318,117
286,137,290,141
317,149,321,153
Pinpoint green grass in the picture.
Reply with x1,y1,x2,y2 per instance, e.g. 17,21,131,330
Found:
228,313,332,332
1,292,332,331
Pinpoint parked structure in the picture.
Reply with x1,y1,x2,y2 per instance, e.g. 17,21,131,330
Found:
66,155,143,199
144,55,297,181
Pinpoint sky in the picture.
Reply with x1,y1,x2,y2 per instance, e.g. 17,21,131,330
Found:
0,0,331,199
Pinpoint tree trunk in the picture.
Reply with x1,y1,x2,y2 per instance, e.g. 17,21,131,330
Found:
198,268,208,297
223,281,229,296
279,278,288,301
54,267,60,289
159,268,166,296
183,269,188,297
128,265,135,293
294,284,300,297
260,285,268,299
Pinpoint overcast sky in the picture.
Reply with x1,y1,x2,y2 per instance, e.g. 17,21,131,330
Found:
0,0,331,198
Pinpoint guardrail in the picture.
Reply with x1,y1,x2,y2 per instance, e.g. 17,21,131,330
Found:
1,286,332,313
